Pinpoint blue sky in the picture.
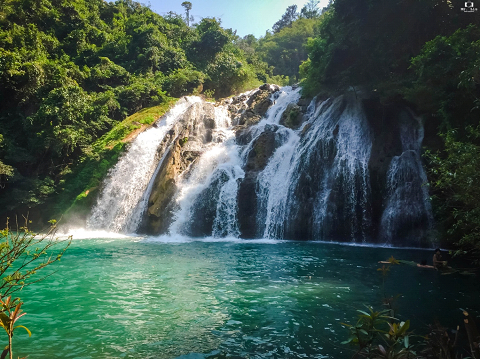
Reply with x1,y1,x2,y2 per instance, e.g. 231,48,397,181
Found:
142,0,329,38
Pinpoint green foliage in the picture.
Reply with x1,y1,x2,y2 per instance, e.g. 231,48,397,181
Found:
272,5,298,33
0,136,13,183
342,307,415,359
406,25,480,127
258,18,319,83
300,0,480,97
204,50,257,97
425,127,480,262
163,67,205,97
300,0,321,19
187,18,231,67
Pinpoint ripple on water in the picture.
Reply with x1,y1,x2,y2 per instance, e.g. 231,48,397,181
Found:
13,238,480,359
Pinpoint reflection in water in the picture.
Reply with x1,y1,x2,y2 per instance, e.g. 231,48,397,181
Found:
16,238,480,359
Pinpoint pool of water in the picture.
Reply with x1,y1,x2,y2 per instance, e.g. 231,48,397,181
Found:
14,236,480,358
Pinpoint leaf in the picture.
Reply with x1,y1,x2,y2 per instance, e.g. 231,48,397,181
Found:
378,344,386,355
388,255,400,265
357,310,370,316
398,320,410,335
14,325,31,337
404,335,409,348
341,337,354,344
0,312,11,332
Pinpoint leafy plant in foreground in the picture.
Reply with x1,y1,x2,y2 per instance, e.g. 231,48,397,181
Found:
342,306,415,359
0,217,71,358
0,296,30,359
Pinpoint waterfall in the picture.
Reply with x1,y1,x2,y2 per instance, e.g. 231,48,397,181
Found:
86,97,202,233
379,110,433,245
169,106,244,237
84,85,434,246
257,94,372,241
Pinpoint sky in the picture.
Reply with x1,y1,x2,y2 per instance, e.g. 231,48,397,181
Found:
140,0,330,38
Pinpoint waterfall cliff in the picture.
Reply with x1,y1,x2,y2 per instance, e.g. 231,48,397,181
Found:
87,85,434,246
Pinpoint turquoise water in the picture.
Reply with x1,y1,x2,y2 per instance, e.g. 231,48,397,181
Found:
14,236,480,358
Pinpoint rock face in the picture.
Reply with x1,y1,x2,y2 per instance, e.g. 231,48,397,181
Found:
237,124,279,238
143,102,217,234
226,83,280,127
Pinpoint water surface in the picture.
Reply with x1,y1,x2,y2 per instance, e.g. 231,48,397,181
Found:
15,237,480,358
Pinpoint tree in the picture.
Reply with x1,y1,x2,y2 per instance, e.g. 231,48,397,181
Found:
300,0,320,19
299,0,469,97
186,18,231,66
425,128,480,263
258,18,319,83
272,5,298,33
181,1,192,26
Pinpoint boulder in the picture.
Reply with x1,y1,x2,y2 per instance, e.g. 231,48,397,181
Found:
280,103,303,129
226,84,280,126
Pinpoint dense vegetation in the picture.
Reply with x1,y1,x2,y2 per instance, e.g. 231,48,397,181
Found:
0,0,283,222
237,1,326,84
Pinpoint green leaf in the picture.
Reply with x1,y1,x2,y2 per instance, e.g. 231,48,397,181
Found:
341,336,354,345
356,310,370,317
14,325,31,337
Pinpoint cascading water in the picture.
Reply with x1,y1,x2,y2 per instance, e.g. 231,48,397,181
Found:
256,94,373,241
86,97,202,233
168,106,244,238
379,110,434,245
84,85,434,246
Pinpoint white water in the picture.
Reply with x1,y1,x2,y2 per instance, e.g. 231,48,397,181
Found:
257,94,372,241
87,97,202,233
169,105,244,237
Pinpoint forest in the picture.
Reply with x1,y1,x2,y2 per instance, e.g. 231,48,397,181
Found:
0,0,479,261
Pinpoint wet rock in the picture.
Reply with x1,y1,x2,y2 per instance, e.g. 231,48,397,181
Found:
237,128,279,238
225,84,280,126
244,131,277,173
142,102,219,234
280,103,303,129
